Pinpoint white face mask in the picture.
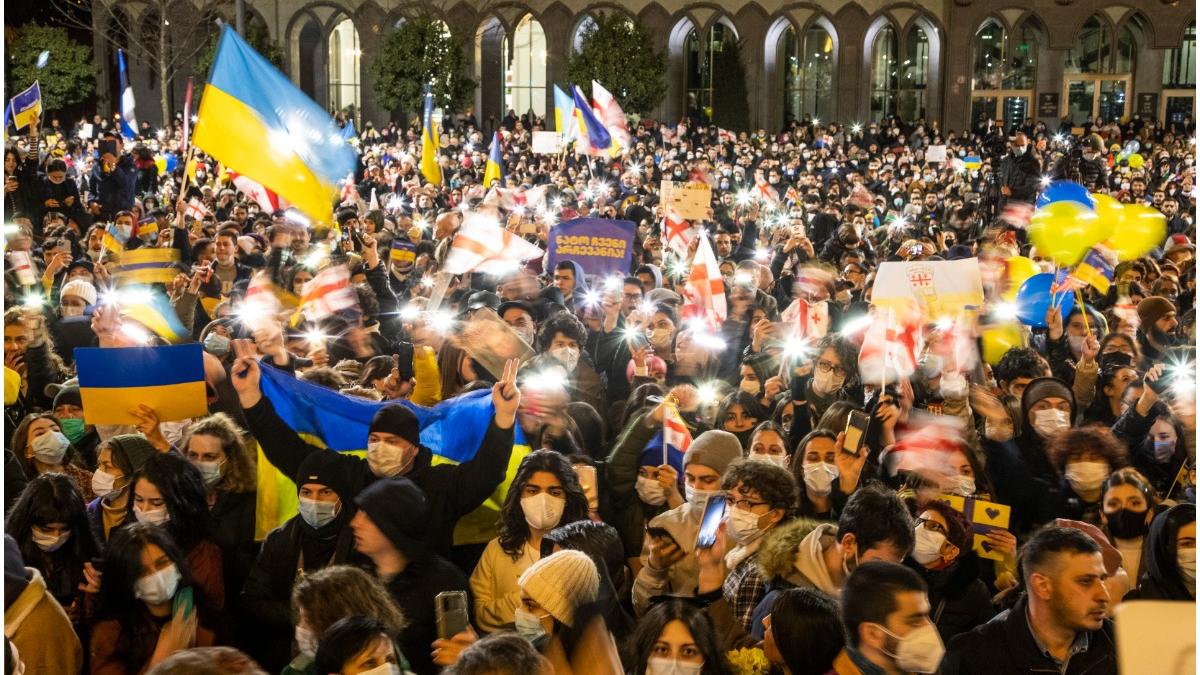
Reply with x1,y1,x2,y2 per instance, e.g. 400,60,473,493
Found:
91,469,120,498
295,624,319,658
31,526,71,553
648,328,673,351
193,459,224,487
878,622,945,673
1031,408,1070,438
803,461,839,497
647,657,705,675
550,346,580,372
748,452,787,468
1067,334,1086,359
685,486,719,510
521,492,565,531
60,303,85,317
947,474,975,497
811,368,845,395
133,504,170,526
911,525,947,565
366,440,416,478
31,431,70,465
740,379,761,396
1064,461,1110,494
134,563,181,605
725,507,766,546
357,663,402,675
1178,548,1196,587
636,475,668,505
513,607,549,647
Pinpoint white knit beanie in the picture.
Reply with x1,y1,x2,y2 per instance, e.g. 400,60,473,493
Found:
517,549,599,627
59,279,97,307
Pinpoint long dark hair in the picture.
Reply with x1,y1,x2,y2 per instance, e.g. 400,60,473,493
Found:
124,453,213,553
625,599,731,675
5,473,100,594
791,428,840,517
714,391,768,431
768,588,844,675
94,524,201,672
497,450,589,558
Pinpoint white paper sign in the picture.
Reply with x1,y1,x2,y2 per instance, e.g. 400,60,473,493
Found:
532,131,562,154
925,145,947,164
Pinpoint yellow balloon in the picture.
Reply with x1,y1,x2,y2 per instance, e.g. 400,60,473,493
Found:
1127,153,1145,169
154,155,167,174
1106,203,1167,261
1028,202,1107,266
1003,256,1038,301
982,324,1025,366
1092,193,1123,228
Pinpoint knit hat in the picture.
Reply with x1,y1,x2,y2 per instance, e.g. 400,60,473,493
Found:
1138,296,1177,328
59,279,97,306
683,430,744,475
639,434,685,480
52,384,82,411
295,450,359,501
1020,377,1074,416
517,550,599,627
354,478,428,559
369,405,421,448
105,434,158,476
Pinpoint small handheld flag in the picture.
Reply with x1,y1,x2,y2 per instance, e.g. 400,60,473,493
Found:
483,132,505,187
390,238,416,265
8,82,42,131
118,50,138,138
116,248,181,286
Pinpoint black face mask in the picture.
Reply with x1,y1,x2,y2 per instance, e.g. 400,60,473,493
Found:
1106,508,1150,539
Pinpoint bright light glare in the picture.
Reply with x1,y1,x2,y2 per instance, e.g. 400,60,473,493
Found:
303,330,328,345
284,210,311,228
696,382,718,404
935,317,955,331
429,310,455,334
524,368,567,392
1039,175,1052,188
783,337,810,359
21,293,44,308
851,123,863,134
117,288,155,307
839,314,874,336
993,302,1020,322
421,276,436,288
583,290,601,307
119,322,153,344
399,305,421,320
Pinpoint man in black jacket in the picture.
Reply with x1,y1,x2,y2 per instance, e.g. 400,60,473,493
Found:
941,526,1116,675
998,131,1042,206
231,350,521,558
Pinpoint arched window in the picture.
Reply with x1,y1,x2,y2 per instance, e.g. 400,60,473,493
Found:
971,20,1005,91
573,15,596,53
502,15,546,118
685,22,735,122
1163,23,1196,88
897,25,929,120
869,25,899,120
782,22,834,123
970,18,1040,131
1066,17,1112,74
1007,21,1038,90
296,17,321,99
327,18,360,115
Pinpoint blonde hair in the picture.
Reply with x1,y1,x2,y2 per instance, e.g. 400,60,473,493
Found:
182,413,256,494
291,565,407,636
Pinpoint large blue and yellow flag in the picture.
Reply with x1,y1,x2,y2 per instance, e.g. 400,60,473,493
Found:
482,131,504,187
254,364,532,542
420,83,442,185
193,26,356,226
553,84,576,142
572,84,611,154
8,82,41,131
75,344,206,426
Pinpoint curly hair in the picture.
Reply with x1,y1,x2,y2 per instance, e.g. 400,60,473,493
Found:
812,334,861,386
994,347,1049,387
291,565,406,636
535,310,586,352
497,450,590,559
722,459,798,511
1045,426,1129,474
181,413,256,494
125,453,213,553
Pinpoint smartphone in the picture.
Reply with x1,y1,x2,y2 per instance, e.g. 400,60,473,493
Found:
646,526,680,549
695,494,727,549
574,464,599,512
791,222,806,239
435,591,469,640
172,585,195,619
844,410,871,456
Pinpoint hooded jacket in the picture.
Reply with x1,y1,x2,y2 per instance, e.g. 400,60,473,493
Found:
5,567,83,675
1124,503,1195,601
632,500,704,616
746,519,836,640
904,554,995,642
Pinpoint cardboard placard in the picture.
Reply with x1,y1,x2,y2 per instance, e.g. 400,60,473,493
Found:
532,131,562,154
935,494,1012,561
661,180,712,221
925,145,947,164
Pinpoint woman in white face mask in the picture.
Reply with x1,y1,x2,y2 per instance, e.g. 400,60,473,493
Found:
1124,503,1195,601
290,566,409,674
126,453,226,611
6,473,102,620
747,423,791,470
792,431,845,520
627,599,727,675
1047,427,1127,525
88,524,216,672
13,413,95,502
470,451,589,634
907,503,997,644
314,615,408,675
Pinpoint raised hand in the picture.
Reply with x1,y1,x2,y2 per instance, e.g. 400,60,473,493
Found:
130,404,169,451
492,358,521,429
230,338,263,408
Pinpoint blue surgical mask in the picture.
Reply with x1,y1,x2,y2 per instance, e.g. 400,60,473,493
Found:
1154,439,1176,463
297,497,339,529
203,332,230,356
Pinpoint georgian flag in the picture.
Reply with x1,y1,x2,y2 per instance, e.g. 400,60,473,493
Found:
781,298,829,340
663,207,695,261
442,212,544,275
227,170,287,212
300,265,358,321
858,308,923,386
185,198,210,221
680,233,727,329
663,402,692,461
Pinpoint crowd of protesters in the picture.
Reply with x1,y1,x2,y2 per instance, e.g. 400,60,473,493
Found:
1,101,1197,675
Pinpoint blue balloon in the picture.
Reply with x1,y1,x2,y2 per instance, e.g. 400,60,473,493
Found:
1014,272,1076,328
1036,181,1095,210
165,153,178,173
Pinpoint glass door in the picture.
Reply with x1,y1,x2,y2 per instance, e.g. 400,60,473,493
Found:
1063,75,1131,123
1162,92,1195,125
971,93,1031,131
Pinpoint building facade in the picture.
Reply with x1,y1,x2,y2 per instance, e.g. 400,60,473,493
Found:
93,0,1196,134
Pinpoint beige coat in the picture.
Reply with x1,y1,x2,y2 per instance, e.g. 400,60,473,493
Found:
5,567,83,675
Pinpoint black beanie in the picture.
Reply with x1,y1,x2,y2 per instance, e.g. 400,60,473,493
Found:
52,384,83,411
295,450,359,501
354,478,428,559
369,405,421,447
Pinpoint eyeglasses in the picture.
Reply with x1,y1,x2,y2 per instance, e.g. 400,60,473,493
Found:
917,517,948,536
815,359,847,378
724,495,768,511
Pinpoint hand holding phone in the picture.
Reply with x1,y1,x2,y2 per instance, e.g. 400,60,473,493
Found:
843,410,871,456
435,591,470,640
695,495,727,549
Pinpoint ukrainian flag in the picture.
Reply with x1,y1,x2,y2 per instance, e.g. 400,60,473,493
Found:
118,285,190,342
253,364,531,541
8,82,41,131
1072,247,1115,294
483,131,504,187
553,84,576,142
117,248,179,286
963,156,983,171
193,26,355,227
390,237,416,264
572,84,611,154
75,344,207,426
102,223,128,253
420,83,442,185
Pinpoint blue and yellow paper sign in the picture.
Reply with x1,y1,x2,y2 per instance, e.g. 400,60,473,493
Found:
935,494,1012,561
76,344,207,425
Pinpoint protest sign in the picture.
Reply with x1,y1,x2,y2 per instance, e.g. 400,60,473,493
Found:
661,180,712,220
76,344,207,425
532,131,562,154
547,218,635,276
925,145,947,163
935,494,1012,561
871,259,985,320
